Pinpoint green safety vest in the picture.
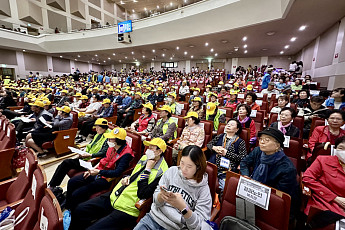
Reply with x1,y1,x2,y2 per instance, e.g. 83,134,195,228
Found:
170,103,176,114
157,117,178,140
206,110,222,131
109,155,169,217
85,129,110,157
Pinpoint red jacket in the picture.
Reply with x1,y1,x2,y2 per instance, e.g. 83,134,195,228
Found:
308,126,345,158
97,145,134,171
303,155,345,217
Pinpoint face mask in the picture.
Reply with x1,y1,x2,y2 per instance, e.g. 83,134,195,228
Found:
145,149,156,160
107,141,115,148
193,91,198,96
335,149,345,163
167,98,172,103
73,98,77,102
90,98,95,103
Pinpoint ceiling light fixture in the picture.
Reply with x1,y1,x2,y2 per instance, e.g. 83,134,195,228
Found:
152,49,155,53
22,49,26,52
244,50,248,54
131,51,134,54
75,59,77,61
120,1,124,4
60,56,63,58
170,2,173,6
119,60,122,62
176,46,179,50
299,25,307,31
170,57,173,60
125,56,128,59
144,7,147,11
242,36,247,41
215,53,218,57
234,47,239,51
243,44,247,48
205,42,209,46
210,48,214,52
157,5,159,9
108,57,110,60
284,45,290,49
221,40,228,44
280,51,284,54
152,59,154,61
162,53,165,57
189,45,195,48
132,9,135,12
290,37,297,42
184,51,188,55
95,54,98,56
266,31,275,36
113,53,115,56
133,0,137,2
142,55,145,58
191,55,194,58
103,60,106,63
78,55,80,57
262,48,268,51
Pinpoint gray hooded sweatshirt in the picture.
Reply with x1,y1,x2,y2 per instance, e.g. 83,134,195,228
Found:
150,166,212,230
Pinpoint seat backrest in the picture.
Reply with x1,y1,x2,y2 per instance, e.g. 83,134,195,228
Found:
171,115,185,138
283,138,302,174
1,122,16,150
217,123,226,135
0,148,15,180
33,189,63,230
252,111,264,132
0,119,9,142
126,131,142,165
14,165,47,230
309,117,325,138
219,107,233,118
152,111,160,120
290,103,297,111
206,162,217,204
292,116,304,138
215,171,291,230
6,149,38,203
70,111,78,128
165,146,173,167
200,121,213,148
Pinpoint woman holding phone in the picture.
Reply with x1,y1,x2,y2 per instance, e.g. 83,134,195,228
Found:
134,145,212,230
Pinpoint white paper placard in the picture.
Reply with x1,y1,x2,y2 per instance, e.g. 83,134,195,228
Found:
219,109,226,116
63,135,70,139
236,176,271,210
176,103,184,115
220,157,230,169
40,207,48,230
250,110,257,118
7,127,10,137
3,123,6,131
238,94,245,99
199,123,205,129
335,218,345,230
170,117,178,125
125,136,133,147
153,113,158,119
25,158,29,177
256,100,263,106
32,175,37,200
310,90,320,95
256,93,263,98
283,135,290,148
331,145,335,156
79,159,93,170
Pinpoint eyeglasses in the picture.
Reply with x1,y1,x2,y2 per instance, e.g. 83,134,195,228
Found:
258,137,272,143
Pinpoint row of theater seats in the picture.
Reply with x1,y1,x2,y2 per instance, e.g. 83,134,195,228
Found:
0,149,63,230
0,114,16,181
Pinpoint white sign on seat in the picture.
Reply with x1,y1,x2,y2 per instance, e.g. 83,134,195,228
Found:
125,136,133,147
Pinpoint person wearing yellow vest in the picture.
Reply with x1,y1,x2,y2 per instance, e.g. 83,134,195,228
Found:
206,102,226,132
48,118,111,188
69,138,169,230
65,127,134,212
150,105,177,142
166,92,178,114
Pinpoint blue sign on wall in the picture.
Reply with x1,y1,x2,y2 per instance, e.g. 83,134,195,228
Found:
118,20,132,34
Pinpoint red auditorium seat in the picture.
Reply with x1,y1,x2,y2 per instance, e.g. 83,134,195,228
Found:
218,107,233,118
200,120,213,148
0,149,37,209
33,188,63,230
205,162,217,204
212,171,291,230
171,115,185,138
284,137,303,174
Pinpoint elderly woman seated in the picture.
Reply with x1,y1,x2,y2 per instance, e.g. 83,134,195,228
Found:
302,136,345,228
308,110,345,159
240,127,299,219
270,107,300,138
129,103,155,136
270,94,290,115
235,104,256,145
172,112,205,164
207,119,247,191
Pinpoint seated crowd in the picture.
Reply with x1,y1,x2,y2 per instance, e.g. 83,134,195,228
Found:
0,66,345,230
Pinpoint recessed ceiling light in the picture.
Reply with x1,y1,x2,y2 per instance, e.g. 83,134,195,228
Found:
119,60,122,62
125,56,128,59
205,42,209,46
215,53,218,56
242,36,247,41
157,5,160,9
152,58,154,61
191,55,194,58
299,25,307,31
290,37,297,42
189,45,195,48
266,31,275,36
103,60,106,62
98,63,100,64
120,1,124,4
170,2,173,6
234,47,239,51
243,44,247,48
77,55,80,58
210,48,214,52
152,49,155,53
108,57,110,60
60,56,63,58
132,9,135,12
142,55,145,58
95,54,98,56
262,48,268,51
162,48,168,51
284,45,290,49
244,50,248,54
75,59,77,61
131,51,134,54
144,7,147,11
133,0,137,2
184,51,188,55
176,46,179,50
162,53,165,57
113,53,115,56
280,51,284,54
170,57,173,60
221,40,228,44
22,49,26,52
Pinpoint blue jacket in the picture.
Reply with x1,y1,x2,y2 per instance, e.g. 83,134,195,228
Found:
97,105,114,118
325,98,345,109
113,95,123,104
119,96,132,108
261,73,271,89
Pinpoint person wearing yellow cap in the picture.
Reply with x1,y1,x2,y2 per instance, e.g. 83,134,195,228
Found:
49,118,111,187
206,102,226,132
130,102,155,135
45,87,53,101
118,89,132,109
166,92,178,115
70,137,169,230
65,127,135,211
77,98,114,143
223,90,239,110
112,89,123,104
189,88,203,104
188,97,204,119
203,85,212,100
172,112,205,164
142,86,151,102
56,89,70,107
149,105,177,141
117,91,142,128
155,87,164,103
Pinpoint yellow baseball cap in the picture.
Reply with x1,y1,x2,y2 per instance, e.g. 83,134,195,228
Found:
80,95,88,100
146,87,151,91
143,102,153,111
115,89,121,93
246,85,253,90
206,85,212,88
61,90,68,94
158,105,172,113
94,118,108,126
206,102,217,115
42,100,51,106
123,90,130,94
219,81,224,85
194,88,200,92
135,92,142,97
103,90,108,93
104,128,127,140
157,87,163,91
56,106,71,113
192,97,202,102
29,100,44,107
143,138,167,152
168,92,176,98
230,89,237,95
209,92,217,98
102,98,111,104
234,83,239,87
184,111,199,119
74,92,82,97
